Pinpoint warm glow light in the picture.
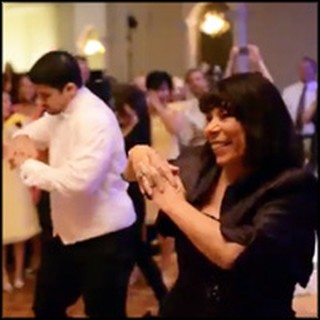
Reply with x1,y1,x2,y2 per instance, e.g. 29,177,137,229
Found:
200,12,230,37
77,25,106,56
83,39,105,55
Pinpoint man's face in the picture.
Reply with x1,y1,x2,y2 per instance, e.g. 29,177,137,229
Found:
298,60,316,83
187,71,209,98
35,83,77,115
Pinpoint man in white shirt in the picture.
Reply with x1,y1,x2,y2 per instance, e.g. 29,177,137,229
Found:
282,57,318,296
8,51,136,317
282,57,317,162
177,68,209,147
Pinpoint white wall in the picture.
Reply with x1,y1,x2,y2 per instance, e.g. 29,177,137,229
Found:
140,3,186,78
2,3,58,72
2,3,108,73
106,3,129,82
73,3,108,70
2,2,317,88
106,3,187,81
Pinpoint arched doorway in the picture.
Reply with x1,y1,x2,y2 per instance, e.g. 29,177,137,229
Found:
184,2,247,70
199,3,233,75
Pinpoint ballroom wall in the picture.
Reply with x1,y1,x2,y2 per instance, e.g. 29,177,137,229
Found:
2,2,317,90
246,2,318,90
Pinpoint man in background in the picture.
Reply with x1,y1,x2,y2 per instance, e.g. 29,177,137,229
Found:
282,56,317,165
75,55,113,109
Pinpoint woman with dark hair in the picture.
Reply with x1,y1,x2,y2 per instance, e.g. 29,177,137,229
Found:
114,84,168,307
122,73,317,317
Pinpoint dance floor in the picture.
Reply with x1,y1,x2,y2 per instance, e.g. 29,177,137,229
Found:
2,254,318,318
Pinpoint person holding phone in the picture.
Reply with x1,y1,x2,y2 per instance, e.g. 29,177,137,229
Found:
224,44,274,82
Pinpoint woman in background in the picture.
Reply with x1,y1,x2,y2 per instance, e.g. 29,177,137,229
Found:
114,84,168,309
2,91,40,292
11,73,43,273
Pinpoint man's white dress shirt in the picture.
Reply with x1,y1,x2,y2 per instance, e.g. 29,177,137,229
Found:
282,80,317,136
14,87,136,245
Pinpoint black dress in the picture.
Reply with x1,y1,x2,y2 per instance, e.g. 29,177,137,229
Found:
156,147,317,317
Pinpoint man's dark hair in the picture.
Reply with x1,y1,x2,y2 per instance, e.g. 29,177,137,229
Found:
199,72,304,170
145,71,173,91
28,50,82,90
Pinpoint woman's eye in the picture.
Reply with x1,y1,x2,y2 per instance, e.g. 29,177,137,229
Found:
219,109,230,119
205,114,212,122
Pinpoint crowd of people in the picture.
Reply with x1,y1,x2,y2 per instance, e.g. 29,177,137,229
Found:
2,43,317,317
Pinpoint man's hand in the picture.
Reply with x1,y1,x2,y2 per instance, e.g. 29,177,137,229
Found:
7,135,38,169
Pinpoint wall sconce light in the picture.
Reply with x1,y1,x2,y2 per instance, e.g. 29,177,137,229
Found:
84,39,105,56
200,11,230,37
77,25,106,56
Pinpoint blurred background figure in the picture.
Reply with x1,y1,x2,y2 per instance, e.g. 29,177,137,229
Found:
144,70,183,284
12,74,42,118
282,57,318,297
307,100,317,176
174,67,210,148
11,73,44,274
282,56,317,170
113,84,168,308
75,55,113,108
224,44,274,83
132,75,147,93
185,67,210,100
2,90,41,293
172,76,187,102
2,62,18,96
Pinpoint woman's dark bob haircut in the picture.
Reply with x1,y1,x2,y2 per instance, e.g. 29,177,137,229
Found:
199,72,304,169
28,51,82,91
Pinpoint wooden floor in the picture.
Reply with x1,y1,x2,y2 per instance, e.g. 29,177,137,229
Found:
2,254,318,318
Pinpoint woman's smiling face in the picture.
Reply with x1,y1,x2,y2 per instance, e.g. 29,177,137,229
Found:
204,107,246,168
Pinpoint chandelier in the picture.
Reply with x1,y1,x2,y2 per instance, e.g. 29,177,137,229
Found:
200,11,230,37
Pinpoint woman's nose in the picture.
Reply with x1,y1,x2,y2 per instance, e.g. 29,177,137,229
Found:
205,118,221,134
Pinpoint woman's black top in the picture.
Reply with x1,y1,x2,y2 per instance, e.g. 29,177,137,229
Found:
156,146,318,317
